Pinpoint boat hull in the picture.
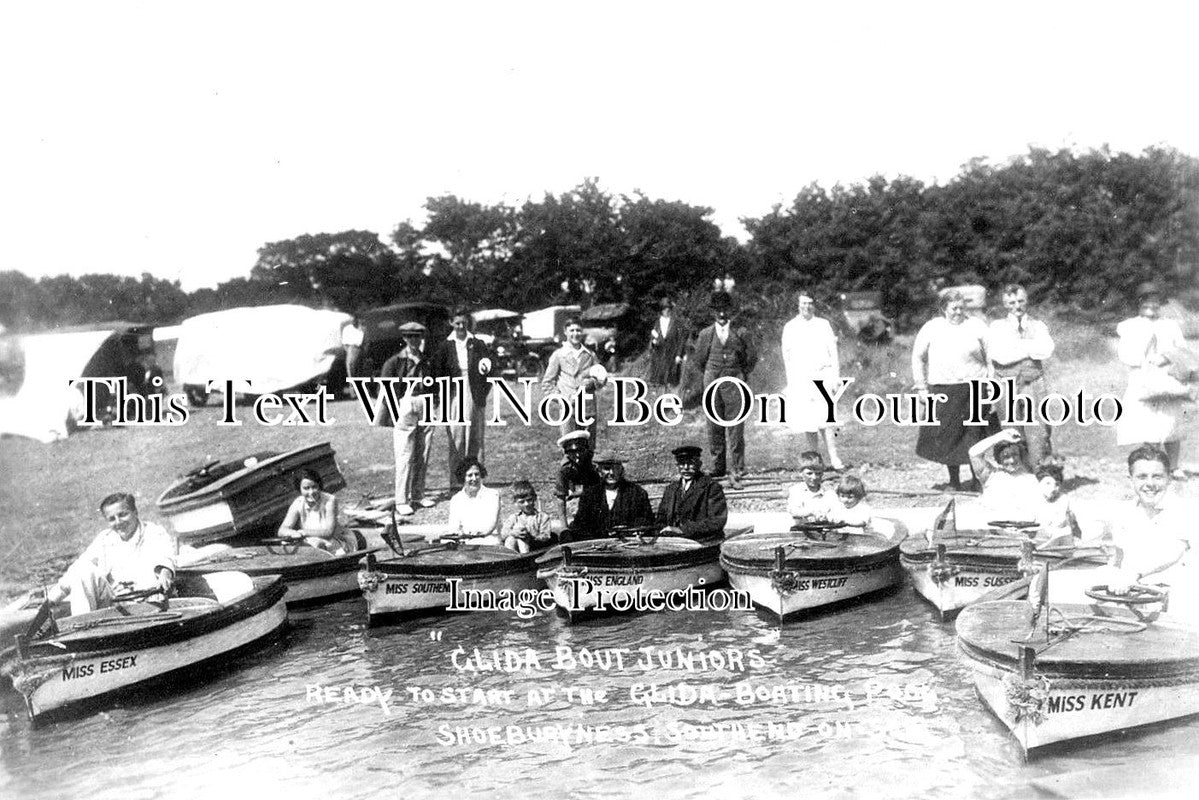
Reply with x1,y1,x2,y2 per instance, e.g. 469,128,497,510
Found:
957,601,1199,754
536,537,726,616
722,531,901,619
3,574,288,721
359,546,540,622
157,443,346,545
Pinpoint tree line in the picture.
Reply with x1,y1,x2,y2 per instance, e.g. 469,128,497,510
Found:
2,146,1195,336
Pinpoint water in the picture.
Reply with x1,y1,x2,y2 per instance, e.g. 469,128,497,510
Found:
3,588,1198,800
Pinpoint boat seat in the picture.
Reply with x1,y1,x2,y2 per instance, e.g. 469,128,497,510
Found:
198,571,256,603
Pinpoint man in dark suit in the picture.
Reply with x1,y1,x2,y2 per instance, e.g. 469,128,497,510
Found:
648,297,689,393
430,309,494,492
691,292,757,490
570,451,654,540
655,444,728,540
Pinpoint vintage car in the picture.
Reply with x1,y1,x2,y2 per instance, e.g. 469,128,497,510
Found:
471,309,543,377
838,291,894,343
356,302,451,378
580,302,639,370
173,305,351,406
0,322,161,441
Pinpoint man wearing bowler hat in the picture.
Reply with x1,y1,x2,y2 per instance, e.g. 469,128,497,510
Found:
377,321,435,516
691,291,757,489
655,444,728,540
569,451,654,540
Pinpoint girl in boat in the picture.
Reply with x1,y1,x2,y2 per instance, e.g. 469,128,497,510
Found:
447,458,501,544
278,469,352,554
966,428,1042,519
828,474,899,540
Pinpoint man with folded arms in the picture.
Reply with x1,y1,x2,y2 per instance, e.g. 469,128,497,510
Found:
569,451,654,540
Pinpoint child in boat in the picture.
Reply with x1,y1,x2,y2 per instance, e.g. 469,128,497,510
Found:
787,451,835,520
829,474,873,527
500,480,557,553
278,469,352,554
1102,446,1191,597
1032,462,1084,544
828,474,899,540
967,429,1042,518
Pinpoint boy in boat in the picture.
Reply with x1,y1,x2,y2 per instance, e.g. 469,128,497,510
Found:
38,493,176,616
1102,446,1191,598
656,444,728,540
569,451,654,541
787,451,835,520
554,430,602,526
500,480,557,553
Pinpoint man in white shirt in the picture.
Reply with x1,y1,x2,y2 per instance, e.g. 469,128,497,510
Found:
987,284,1056,465
341,315,365,379
43,493,177,616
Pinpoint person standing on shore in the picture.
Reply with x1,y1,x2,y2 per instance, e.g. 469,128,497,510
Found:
378,322,435,516
986,284,1055,465
691,292,757,490
432,309,493,493
911,290,998,491
1116,282,1195,479
781,290,845,470
541,317,599,446
648,297,688,394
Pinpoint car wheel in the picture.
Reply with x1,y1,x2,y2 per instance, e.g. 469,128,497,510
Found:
184,386,209,407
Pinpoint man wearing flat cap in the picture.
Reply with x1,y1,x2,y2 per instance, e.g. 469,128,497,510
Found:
691,291,758,489
554,430,602,525
655,444,728,540
378,322,435,516
649,296,689,393
569,451,654,541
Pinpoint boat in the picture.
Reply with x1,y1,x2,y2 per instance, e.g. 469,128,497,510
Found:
899,503,1106,618
957,583,1199,755
177,529,416,606
0,571,288,722
156,443,346,545
358,539,541,623
535,527,748,620
720,522,902,619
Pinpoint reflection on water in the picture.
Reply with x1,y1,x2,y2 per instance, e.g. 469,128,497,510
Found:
3,589,1199,800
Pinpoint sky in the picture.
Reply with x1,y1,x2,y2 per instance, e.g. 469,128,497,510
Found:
1,1,1196,290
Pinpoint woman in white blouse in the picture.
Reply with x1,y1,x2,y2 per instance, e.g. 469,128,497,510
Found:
911,290,999,491
447,458,501,544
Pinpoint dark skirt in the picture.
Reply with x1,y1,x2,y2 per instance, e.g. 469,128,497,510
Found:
915,383,999,466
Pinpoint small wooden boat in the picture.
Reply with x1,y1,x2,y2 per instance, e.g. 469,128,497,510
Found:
957,586,1199,755
720,523,902,619
358,540,540,623
535,527,745,619
177,529,413,606
0,572,287,722
157,443,346,544
901,532,1107,618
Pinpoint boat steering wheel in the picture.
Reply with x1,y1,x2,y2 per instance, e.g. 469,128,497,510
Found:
1085,584,1168,606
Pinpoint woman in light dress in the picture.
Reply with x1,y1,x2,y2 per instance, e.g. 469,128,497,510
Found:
781,291,845,470
1116,282,1194,479
278,469,352,554
446,458,502,544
